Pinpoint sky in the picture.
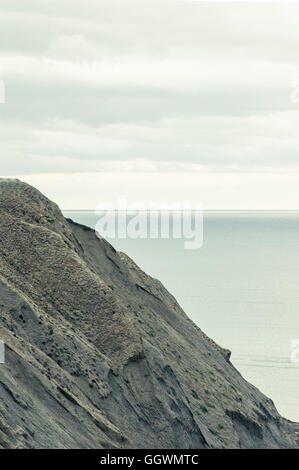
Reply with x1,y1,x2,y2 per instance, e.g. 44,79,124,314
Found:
1,0,299,209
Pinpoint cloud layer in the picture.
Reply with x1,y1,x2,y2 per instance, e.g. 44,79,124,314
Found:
1,1,299,207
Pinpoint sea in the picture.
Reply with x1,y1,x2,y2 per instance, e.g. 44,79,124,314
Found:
63,210,299,422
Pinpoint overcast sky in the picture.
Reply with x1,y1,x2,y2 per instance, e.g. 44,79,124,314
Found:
1,0,299,209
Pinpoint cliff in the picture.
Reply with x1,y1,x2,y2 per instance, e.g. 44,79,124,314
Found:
0,178,297,449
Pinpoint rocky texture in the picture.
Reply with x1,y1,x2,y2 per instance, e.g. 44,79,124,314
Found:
0,178,297,449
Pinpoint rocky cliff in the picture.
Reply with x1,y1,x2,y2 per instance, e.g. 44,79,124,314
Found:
0,178,297,449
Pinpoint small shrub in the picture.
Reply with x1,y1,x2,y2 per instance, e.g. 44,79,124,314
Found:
200,405,208,413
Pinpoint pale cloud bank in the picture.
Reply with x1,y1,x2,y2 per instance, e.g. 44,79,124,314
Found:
1,0,299,208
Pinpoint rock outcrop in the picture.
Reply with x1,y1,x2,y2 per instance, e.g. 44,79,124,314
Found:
0,178,297,449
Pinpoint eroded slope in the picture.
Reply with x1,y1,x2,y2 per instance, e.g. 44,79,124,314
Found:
0,179,296,449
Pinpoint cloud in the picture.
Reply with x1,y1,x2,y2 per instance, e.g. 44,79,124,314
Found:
16,171,299,211
1,0,299,207
1,111,299,176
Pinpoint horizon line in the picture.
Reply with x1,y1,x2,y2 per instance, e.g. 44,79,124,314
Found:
62,209,299,212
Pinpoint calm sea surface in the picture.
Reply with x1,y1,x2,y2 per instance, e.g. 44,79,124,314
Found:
64,210,299,422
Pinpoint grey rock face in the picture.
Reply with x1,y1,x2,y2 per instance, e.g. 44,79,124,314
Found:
0,178,297,449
